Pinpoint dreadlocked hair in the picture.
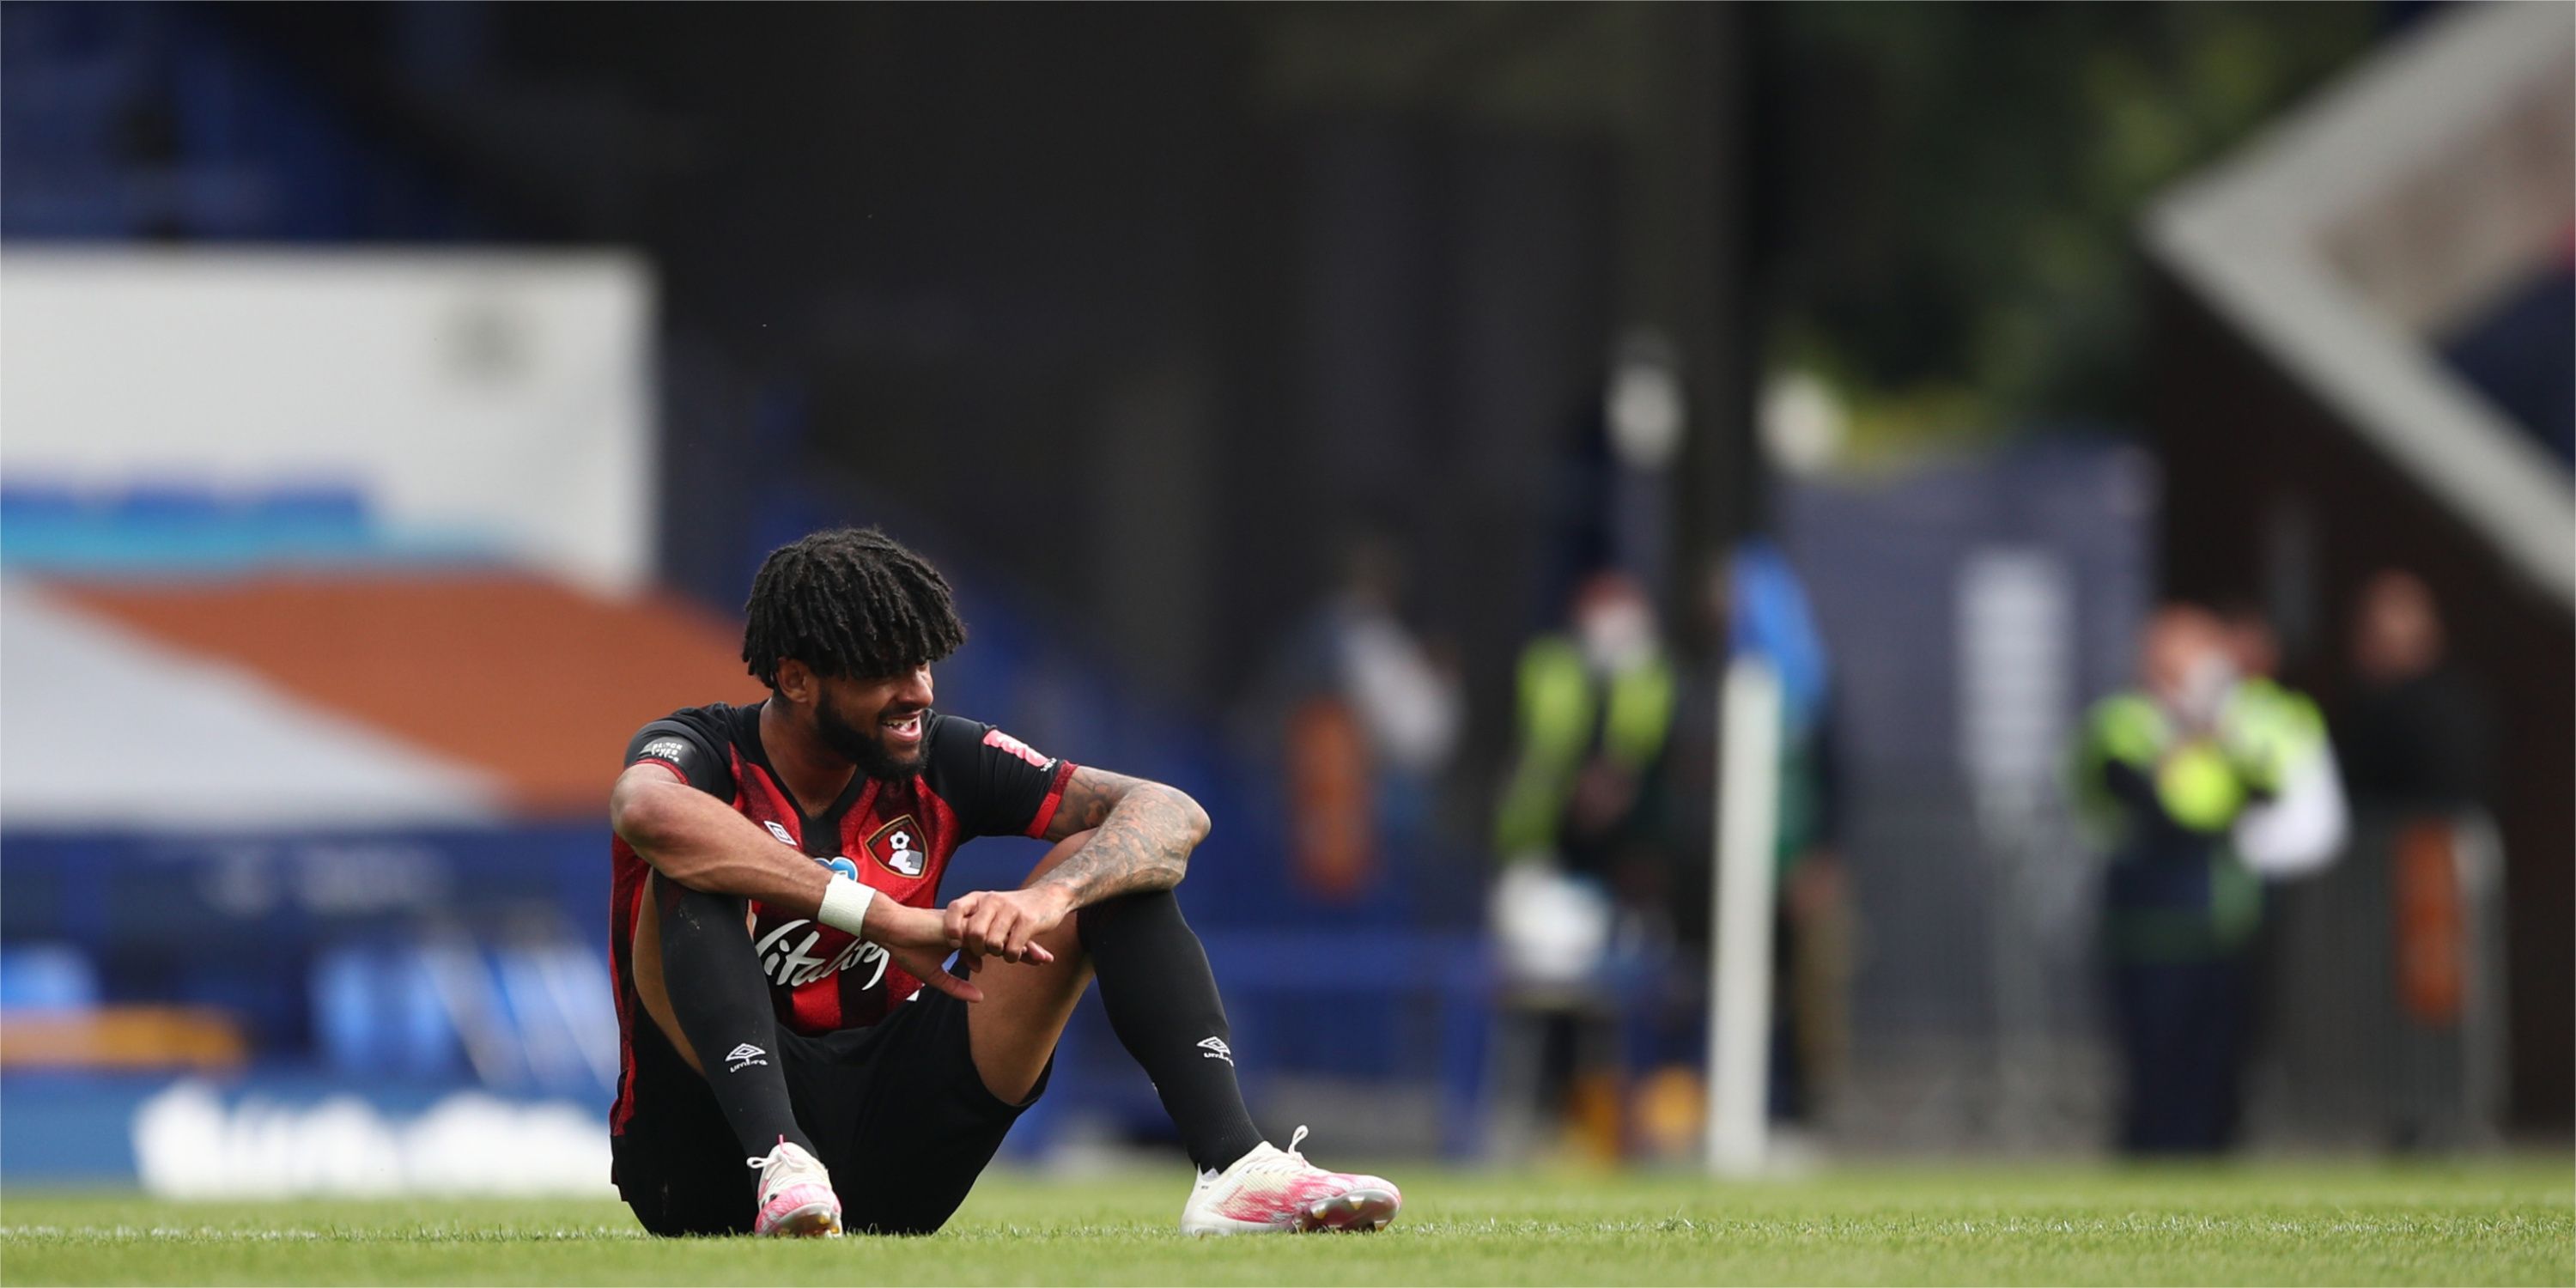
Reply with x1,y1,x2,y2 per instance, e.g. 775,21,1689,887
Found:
741,527,967,689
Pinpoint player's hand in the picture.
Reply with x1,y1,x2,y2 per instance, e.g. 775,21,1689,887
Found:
866,902,984,1005
943,887,1068,973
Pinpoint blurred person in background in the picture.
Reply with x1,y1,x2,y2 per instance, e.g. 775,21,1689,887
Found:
1717,546,1849,1141
608,528,1400,1237
2208,600,2342,1151
1641,547,1850,1162
2336,568,2495,1151
2072,604,2300,1156
1260,532,1463,904
1489,569,1678,1160
1493,571,1678,901
2338,571,2489,818
2216,603,2347,881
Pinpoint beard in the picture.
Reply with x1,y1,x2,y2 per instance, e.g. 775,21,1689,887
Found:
816,701,927,781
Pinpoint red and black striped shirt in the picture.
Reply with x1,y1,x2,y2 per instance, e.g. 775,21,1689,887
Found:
607,702,1071,1131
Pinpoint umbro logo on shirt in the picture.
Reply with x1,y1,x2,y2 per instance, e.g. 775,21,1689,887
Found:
725,1043,769,1072
1197,1036,1234,1066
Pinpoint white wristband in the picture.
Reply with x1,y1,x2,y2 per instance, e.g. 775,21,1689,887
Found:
817,872,877,939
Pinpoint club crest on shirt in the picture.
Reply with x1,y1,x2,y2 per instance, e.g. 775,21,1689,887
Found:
866,815,928,878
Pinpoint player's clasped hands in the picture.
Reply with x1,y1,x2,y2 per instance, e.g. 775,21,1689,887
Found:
942,887,1066,975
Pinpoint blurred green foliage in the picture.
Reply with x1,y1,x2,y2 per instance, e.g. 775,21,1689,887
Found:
1761,3,2379,457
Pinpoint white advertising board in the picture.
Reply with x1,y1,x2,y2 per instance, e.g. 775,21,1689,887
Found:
0,249,655,592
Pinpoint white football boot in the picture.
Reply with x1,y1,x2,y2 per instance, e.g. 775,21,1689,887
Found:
1179,1127,1401,1235
748,1139,842,1237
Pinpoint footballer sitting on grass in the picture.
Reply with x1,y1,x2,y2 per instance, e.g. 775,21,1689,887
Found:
606,526,1400,1238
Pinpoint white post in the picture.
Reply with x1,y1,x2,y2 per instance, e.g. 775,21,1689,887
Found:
1707,654,1781,1176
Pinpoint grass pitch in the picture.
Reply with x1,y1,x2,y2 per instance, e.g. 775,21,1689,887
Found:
3,1160,2567,1285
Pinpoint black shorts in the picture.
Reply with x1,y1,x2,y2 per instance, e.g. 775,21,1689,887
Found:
611,988,1049,1236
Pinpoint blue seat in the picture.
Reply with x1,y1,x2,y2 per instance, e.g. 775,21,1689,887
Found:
311,945,459,1082
0,944,100,1011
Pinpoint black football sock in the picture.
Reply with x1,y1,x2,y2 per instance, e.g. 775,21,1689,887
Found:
653,877,816,1161
1078,890,1267,1173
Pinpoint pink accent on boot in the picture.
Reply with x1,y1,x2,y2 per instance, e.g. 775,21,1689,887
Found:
748,1139,843,1237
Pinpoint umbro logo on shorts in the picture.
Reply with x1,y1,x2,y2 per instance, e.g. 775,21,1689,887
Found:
1197,1036,1234,1066
726,1043,769,1072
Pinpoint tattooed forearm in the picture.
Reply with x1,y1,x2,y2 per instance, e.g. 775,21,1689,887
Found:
1043,766,1136,839
1033,769,1211,908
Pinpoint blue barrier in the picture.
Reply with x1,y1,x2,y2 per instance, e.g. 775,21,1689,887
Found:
1203,931,1494,1156
3,822,1505,1157
1,823,603,1051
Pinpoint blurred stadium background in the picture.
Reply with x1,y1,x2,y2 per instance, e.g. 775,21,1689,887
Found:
0,0,2567,1201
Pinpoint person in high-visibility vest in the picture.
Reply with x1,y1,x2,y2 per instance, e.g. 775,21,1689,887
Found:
1493,571,1678,878
2072,603,2311,1155
2216,604,2348,879
1490,569,1678,1159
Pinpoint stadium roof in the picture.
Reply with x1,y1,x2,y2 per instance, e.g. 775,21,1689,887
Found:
1,573,760,830
2143,0,2575,611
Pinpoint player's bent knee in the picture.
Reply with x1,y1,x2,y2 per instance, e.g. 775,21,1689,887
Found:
1042,909,1087,958
1019,829,1098,888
